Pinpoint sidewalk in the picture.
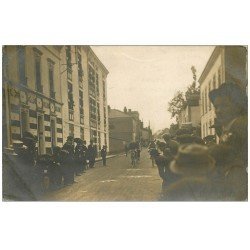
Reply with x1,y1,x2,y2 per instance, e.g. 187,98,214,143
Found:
95,152,124,162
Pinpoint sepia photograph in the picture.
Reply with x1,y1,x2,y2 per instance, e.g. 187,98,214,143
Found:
2,45,248,202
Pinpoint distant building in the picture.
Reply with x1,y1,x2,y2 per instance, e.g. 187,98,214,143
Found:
177,93,201,130
108,108,137,153
199,46,247,139
141,127,152,146
108,107,148,153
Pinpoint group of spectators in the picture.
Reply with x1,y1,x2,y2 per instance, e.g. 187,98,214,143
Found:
3,134,108,201
148,82,248,201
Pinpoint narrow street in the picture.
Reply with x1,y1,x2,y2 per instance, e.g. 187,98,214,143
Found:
43,149,162,201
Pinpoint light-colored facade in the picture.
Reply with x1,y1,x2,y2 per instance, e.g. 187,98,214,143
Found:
3,46,64,154
3,45,109,155
199,46,247,139
60,46,109,153
177,94,201,129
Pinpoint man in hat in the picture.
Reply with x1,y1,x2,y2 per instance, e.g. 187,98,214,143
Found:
49,146,63,189
161,144,217,201
62,136,75,185
74,138,84,176
209,82,248,165
100,145,107,166
87,139,97,169
162,133,179,157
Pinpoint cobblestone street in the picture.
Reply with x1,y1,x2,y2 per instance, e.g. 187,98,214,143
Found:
43,149,162,201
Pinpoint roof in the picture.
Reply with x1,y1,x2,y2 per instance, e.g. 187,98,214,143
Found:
88,46,109,74
109,109,134,119
198,46,222,84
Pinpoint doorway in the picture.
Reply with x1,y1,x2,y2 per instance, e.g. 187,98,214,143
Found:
37,114,45,155
51,118,56,149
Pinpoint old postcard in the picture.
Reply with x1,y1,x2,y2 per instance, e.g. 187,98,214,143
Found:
2,45,248,201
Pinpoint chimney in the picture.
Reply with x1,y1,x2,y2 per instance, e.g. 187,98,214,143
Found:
124,107,127,113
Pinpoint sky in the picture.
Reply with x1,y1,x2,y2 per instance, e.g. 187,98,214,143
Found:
92,46,215,133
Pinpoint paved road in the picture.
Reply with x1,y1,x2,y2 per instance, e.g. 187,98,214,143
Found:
43,149,162,201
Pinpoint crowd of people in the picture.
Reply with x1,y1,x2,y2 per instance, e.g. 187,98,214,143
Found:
148,82,248,201
3,134,108,201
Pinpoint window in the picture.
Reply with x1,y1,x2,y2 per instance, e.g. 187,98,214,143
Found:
103,79,106,100
78,53,83,83
88,65,96,96
208,81,211,111
66,46,72,81
17,46,26,85
98,132,101,150
89,97,97,120
91,129,97,143
34,53,42,92
68,82,74,121
96,73,99,96
97,102,100,125
204,87,207,113
202,91,205,115
218,68,222,86
69,124,74,137
48,59,55,99
212,74,216,89
80,127,84,140
68,82,74,110
79,90,84,124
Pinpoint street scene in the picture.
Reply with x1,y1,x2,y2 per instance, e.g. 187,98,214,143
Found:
2,45,248,201
43,149,162,201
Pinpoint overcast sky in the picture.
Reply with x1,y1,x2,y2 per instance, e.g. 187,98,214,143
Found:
92,46,215,133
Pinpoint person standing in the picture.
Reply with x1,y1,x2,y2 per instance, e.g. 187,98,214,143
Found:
82,140,88,173
87,139,97,169
62,136,75,185
74,138,84,176
101,145,107,166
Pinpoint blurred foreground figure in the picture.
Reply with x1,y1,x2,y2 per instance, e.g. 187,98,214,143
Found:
209,82,248,200
161,144,217,201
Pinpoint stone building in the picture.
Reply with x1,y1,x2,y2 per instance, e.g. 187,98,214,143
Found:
199,46,247,139
177,94,201,131
3,46,63,154
108,107,147,153
2,45,109,155
59,46,109,153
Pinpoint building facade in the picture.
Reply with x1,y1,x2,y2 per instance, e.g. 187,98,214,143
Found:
177,94,200,129
3,45,109,155
3,46,64,154
108,107,149,153
108,108,137,153
199,46,247,139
